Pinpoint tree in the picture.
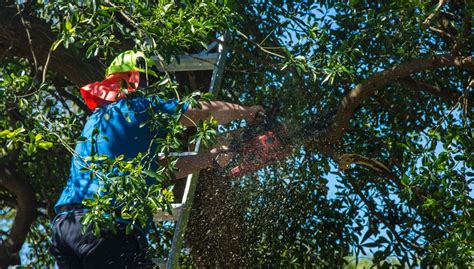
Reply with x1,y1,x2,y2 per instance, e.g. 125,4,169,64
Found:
1,0,473,268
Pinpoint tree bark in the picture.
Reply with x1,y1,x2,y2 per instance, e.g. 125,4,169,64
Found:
0,167,37,268
327,54,474,144
0,5,103,87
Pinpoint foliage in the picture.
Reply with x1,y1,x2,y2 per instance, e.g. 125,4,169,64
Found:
78,86,215,236
1,0,473,268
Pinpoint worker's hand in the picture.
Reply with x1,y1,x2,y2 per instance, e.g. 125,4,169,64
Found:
210,145,233,168
246,105,265,123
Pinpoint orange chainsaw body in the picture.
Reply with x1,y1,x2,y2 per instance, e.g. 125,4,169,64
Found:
228,120,291,178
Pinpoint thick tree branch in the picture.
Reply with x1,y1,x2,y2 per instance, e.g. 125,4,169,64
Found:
326,54,474,144
0,5,104,87
0,167,37,268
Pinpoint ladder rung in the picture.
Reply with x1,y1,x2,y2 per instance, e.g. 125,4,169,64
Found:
157,152,198,158
153,203,183,222
152,53,219,72
151,258,167,268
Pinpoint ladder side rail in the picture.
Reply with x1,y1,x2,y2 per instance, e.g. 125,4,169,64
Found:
166,33,229,269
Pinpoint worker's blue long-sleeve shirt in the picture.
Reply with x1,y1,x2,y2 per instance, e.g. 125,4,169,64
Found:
55,96,188,213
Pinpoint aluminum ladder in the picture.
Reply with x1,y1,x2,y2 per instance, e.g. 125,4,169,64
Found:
151,33,229,269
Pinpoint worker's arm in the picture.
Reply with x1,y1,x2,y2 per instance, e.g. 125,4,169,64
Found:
180,101,264,126
169,146,232,179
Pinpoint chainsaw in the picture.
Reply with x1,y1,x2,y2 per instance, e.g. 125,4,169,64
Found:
221,110,336,178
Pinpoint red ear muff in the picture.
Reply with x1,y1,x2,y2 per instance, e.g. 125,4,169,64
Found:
80,71,140,110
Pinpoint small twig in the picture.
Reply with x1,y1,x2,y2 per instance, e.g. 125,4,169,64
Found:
420,0,459,42
42,48,53,83
422,0,447,28
462,79,473,128
181,113,198,127
399,77,470,105
16,87,40,98
16,4,38,77
50,90,74,116
36,114,74,155
337,151,457,231
428,94,463,133
258,28,276,46
236,30,286,59
209,36,281,68
103,0,152,51
103,0,139,29
428,26,456,40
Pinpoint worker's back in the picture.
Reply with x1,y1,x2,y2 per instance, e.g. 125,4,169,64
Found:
54,96,186,213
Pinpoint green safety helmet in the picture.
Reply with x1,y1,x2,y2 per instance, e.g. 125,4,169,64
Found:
105,50,157,77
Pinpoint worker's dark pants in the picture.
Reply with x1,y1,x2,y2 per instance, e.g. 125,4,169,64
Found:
50,210,152,269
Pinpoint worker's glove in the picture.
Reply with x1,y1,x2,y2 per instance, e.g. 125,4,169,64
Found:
246,106,265,123
210,145,234,168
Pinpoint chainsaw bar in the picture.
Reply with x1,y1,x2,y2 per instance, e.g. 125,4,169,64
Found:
222,109,336,178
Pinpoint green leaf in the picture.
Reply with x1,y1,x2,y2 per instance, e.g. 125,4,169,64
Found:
361,228,374,244
10,127,25,138
143,169,159,179
93,24,109,35
121,212,132,219
0,130,11,138
125,112,131,123
125,224,133,235
65,20,73,33
37,141,53,150
77,136,88,141
27,143,35,156
454,154,466,161
158,78,171,86
401,175,410,186
93,223,101,237
322,73,331,84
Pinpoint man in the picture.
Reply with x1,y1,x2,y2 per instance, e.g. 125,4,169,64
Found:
50,51,263,268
